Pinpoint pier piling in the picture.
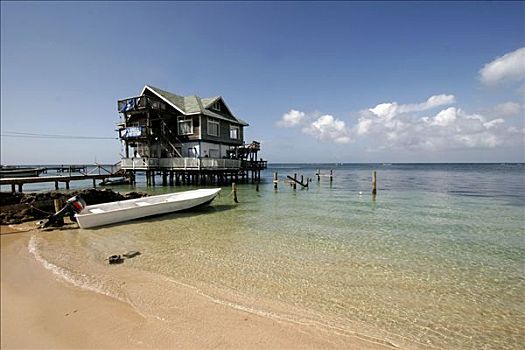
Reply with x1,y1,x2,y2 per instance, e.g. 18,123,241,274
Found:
232,183,239,203
372,171,377,195
54,198,63,213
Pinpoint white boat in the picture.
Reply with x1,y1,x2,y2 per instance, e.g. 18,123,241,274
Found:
75,188,221,229
0,166,46,178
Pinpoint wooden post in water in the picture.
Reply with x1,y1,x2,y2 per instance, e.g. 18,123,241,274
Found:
273,172,278,189
372,171,377,195
54,198,63,213
256,181,259,192
293,173,297,190
330,169,333,183
232,183,239,203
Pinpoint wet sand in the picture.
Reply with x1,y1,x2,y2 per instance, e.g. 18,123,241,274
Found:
0,224,392,349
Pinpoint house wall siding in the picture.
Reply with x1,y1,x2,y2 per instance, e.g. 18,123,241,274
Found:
201,115,243,146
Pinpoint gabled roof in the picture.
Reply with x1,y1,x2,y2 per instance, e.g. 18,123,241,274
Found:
141,85,248,126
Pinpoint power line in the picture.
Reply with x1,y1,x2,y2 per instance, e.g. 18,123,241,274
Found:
2,131,118,140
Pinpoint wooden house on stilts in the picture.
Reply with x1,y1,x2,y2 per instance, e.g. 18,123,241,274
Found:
117,85,267,186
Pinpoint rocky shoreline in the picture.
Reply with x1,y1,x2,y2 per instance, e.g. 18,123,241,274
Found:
0,189,147,225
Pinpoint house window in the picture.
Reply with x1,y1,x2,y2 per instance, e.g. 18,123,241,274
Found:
230,125,239,139
207,118,220,136
212,101,221,111
178,116,193,135
209,149,219,158
188,147,198,158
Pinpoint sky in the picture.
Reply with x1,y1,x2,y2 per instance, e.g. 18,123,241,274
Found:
1,1,524,164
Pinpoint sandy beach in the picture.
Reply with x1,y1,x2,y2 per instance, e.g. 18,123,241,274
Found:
1,224,392,349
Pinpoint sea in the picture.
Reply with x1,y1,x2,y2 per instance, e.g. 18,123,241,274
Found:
18,163,525,349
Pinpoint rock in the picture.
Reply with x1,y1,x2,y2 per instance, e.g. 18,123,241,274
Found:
0,189,147,225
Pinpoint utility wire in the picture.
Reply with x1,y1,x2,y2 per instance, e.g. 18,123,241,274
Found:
2,131,118,140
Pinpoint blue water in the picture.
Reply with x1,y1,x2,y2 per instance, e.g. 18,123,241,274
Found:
26,163,525,349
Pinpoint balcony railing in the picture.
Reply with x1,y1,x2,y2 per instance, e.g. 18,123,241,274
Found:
118,95,167,113
121,157,242,170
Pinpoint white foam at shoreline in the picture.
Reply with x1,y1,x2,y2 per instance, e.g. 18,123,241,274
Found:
27,235,126,303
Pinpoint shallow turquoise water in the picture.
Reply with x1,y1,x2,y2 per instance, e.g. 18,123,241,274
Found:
30,164,525,349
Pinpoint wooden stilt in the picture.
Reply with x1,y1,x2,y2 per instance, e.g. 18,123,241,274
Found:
372,171,377,195
232,183,238,203
54,198,63,213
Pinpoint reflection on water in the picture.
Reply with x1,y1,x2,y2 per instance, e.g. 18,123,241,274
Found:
33,164,525,349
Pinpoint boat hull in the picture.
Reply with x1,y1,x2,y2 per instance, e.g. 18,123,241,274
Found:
75,188,221,229
0,167,45,178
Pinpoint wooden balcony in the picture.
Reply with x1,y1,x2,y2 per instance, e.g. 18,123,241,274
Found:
118,95,167,113
121,157,242,170
242,160,268,170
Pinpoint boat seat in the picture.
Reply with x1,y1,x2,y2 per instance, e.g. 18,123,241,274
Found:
89,208,105,214
135,201,151,206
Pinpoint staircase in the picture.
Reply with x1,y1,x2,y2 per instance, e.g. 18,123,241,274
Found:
159,120,183,158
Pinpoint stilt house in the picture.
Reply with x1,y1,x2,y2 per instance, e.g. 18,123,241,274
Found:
117,85,266,185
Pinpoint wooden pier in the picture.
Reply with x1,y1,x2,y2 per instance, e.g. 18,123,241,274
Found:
0,174,125,193
121,157,267,186
44,165,87,173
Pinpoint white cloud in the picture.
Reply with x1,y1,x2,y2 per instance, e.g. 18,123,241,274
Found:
431,107,457,126
276,109,351,143
302,114,351,144
369,94,456,120
276,94,523,152
354,96,523,151
276,109,305,127
479,47,525,85
490,102,523,118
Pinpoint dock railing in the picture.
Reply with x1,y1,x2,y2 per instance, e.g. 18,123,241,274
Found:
121,157,242,170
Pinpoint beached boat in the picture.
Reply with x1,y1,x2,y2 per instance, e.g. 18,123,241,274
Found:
75,188,221,229
0,166,46,178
